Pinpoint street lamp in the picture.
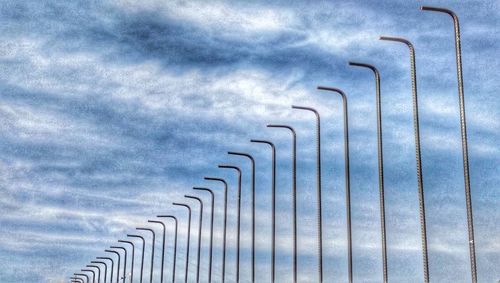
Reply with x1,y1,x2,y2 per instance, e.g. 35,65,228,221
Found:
204,176,228,283
292,105,324,282
157,215,179,283
227,151,256,283
148,220,167,283
81,269,96,283
90,261,108,283
117,240,135,283
70,277,85,283
348,61,388,283
172,202,192,283
185,194,204,283
420,6,477,282
379,35,429,283
96,257,114,283
218,165,242,283
136,227,156,283
267,124,297,283
74,273,90,283
86,265,101,283
127,234,145,283
316,86,353,283
109,247,127,283
193,187,216,283
105,249,121,283
250,139,276,283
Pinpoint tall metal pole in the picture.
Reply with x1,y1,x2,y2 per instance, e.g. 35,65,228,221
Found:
227,151,256,283
110,247,127,283
420,7,477,282
172,202,192,283
157,215,179,283
250,139,276,283
74,273,90,283
316,86,353,283
193,187,216,283
118,240,135,283
90,261,107,283
218,165,242,283
267,124,297,283
185,195,204,283
127,234,145,283
349,61,388,283
86,265,101,283
148,220,167,283
136,228,156,283
81,269,96,283
96,257,114,283
204,177,228,283
70,276,85,283
105,250,121,283
379,36,429,283
292,105,324,282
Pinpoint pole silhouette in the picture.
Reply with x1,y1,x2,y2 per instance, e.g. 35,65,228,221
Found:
292,105,324,282
267,124,297,283
157,215,179,283
250,139,276,283
74,273,90,283
105,250,121,283
218,165,242,283
86,265,101,283
110,247,127,283
173,202,192,283
127,234,145,283
81,269,96,283
421,6,477,282
136,228,156,283
193,187,216,283
70,277,85,283
96,257,114,283
118,240,135,283
148,220,167,283
204,176,228,283
316,86,353,283
379,35,429,283
349,61,388,283
185,195,204,283
91,261,107,283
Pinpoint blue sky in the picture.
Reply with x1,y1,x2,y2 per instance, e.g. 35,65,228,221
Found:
0,0,498,282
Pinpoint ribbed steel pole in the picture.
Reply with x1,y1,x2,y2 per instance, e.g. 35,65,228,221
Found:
421,6,477,282
228,151,256,283
74,273,90,283
193,187,215,283
185,195,204,283
157,215,178,283
86,265,101,283
127,234,145,283
316,86,353,283
250,139,276,283
218,165,242,283
81,269,96,283
91,261,107,283
118,240,135,283
148,220,167,283
172,202,192,283
136,228,156,283
105,250,121,283
204,177,228,283
349,61,388,283
292,105,324,282
96,257,114,283
110,247,127,283
267,124,297,283
379,35,429,283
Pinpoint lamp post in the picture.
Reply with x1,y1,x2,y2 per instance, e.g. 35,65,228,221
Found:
316,86,353,283
109,247,127,283
118,240,135,283
96,257,114,283
90,261,108,283
127,235,145,283
70,276,85,283
420,6,477,282
157,215,179,283
74,273,90,283
136,228,156,283
81,269,96,283
250,139,276,283
267,124,297,283
204,177,228,283
105,250,121,283
185,195,204,283
218,165,242,283
172,202,192,283
379,35,429,283
193,187,216,283
86,265,101,283
227,151,256,283
349,61,388,283
148,220,167,283
292,105,324,282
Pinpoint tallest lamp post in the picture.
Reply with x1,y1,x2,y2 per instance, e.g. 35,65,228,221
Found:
421,6,477,282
